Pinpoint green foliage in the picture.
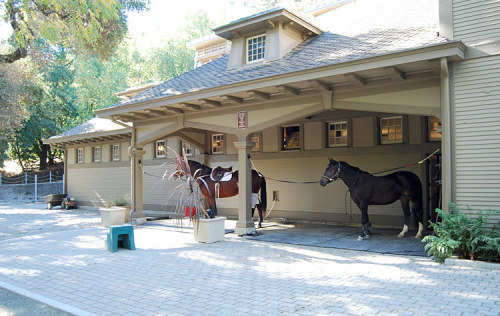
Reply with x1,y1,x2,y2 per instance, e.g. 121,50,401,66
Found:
1,0,149,63
113,195,130,206
422,203,500,263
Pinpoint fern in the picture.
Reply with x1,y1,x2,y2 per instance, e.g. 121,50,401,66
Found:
423,203,500,263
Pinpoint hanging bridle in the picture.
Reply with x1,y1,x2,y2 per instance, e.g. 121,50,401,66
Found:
322,160,341,183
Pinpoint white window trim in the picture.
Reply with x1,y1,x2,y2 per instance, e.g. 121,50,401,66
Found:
328,121,349,147
93,146,101,163
112,144,120,161
246,34,266,64
182,141,194,157
77,148,84,164
212,134,224,155
380,116,403,144
156,140,166,158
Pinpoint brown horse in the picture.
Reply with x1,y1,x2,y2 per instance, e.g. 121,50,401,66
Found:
186,160,267,227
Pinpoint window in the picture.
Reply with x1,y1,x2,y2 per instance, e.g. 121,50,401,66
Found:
182,142,194,156
428,116,442,141
112,144,120,161
380,116,403,144
281,125,301,150
92,146,101,162
328,121,348,147
251,134,260,153
212,134,224,154
77,148,84,163
156,140,166,158
247,34,266,63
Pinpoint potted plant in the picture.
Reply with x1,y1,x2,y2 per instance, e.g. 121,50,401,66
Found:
99,195,130,227
168,147,226,243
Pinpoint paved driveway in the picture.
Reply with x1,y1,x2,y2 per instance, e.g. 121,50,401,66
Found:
0,203,499,316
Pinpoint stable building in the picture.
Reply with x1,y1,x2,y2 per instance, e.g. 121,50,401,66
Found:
45,0,500,234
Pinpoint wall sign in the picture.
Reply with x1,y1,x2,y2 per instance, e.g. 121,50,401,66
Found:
237,111,247,129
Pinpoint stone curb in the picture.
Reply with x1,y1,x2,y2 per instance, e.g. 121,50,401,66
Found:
444,258,500,270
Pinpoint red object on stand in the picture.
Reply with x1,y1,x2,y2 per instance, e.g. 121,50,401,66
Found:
185,206,196,217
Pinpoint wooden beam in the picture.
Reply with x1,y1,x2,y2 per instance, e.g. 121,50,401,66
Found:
199,99,222,108
276,85,300,96
282,21,295,30
247,90,271,101
179,103,201,111
220,95,244,104
160,106,183,114
307,80,331,92
130,112,152,119
384,67,406,81
266,20,276,29
344,73,366,87
143,109,167,117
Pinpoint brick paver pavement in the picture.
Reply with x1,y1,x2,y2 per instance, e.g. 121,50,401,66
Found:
0,203,499,315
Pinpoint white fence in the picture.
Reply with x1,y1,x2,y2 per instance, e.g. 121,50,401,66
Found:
0,172,64,202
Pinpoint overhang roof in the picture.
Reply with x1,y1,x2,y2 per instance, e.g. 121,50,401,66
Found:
213,7,322,40
43,118,131,146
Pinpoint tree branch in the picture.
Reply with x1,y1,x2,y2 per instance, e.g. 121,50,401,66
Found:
0,47,28,63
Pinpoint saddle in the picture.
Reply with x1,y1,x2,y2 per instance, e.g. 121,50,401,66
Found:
210,166,233,182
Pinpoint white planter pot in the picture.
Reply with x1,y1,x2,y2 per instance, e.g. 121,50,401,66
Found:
100,207,126,227
193,217,226,243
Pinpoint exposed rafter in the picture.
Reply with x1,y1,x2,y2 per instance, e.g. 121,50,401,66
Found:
247,90,271,101
344,73,367,87
220,95,244,104
266,19,276,29
200,99,222,108
129,112,151,119
282,21,295,30
277,85,300,96
143,109,167,117
160,106,183,114
307,80,331,92
179,103,202,111
384,67,406,81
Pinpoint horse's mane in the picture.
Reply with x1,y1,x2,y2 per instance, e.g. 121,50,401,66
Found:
339,161,371,176
188,160,211,173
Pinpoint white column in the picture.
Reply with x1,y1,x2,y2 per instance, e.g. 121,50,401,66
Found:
233,141,256,235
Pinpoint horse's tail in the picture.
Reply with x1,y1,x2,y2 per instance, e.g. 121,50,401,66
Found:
259,175,267,216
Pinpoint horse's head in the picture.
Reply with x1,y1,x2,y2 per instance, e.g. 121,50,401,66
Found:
211,166,233,182
320,157,341,186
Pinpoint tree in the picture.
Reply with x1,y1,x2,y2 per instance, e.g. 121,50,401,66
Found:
0,0,148,64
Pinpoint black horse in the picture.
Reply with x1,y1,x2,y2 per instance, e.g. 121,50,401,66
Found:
184,160,267,228
320,158,424,240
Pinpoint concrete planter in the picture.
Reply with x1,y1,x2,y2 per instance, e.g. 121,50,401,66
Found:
193,216,226,243
100,207,126,227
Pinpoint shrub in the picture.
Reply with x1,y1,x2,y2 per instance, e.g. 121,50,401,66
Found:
422,203,500,263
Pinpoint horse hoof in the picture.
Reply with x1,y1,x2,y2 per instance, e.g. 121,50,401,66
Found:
357,235,369,241
397,232,405,238
414,234,422,239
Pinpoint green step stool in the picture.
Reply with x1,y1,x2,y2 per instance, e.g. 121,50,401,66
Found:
106,224,136,252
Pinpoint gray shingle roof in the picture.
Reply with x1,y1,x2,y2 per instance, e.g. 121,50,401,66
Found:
44,118,130,143
109,27,446,109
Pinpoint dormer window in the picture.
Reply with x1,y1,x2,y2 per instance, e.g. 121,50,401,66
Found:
247,34,266,63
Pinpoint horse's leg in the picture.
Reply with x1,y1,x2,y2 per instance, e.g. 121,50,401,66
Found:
398,198,411,238
207,197,217,216
413,199,424,238
358,203,371,240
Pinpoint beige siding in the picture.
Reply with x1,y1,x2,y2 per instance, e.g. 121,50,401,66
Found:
212,152,426,228
352,117,376,147
453,55,500,220
304,122,323,150
453,0,500,44
67,166,130,206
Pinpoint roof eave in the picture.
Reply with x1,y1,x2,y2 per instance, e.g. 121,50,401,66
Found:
43,128,131,146
95,40,466,119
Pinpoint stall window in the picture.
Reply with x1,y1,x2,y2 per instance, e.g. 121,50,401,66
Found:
92,146,101,162
328,121,348,147
380,116,403,144
251,134,260,153
428,116,442,141
182,142,194,156
77,148,84,163
281,125,301,150
156,140,166,158
212,134,224,154
112,144,120,161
